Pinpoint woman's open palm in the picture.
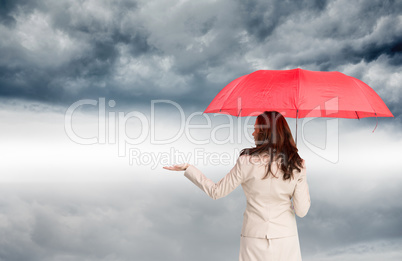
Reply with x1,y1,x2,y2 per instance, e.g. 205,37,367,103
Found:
163,163,189,171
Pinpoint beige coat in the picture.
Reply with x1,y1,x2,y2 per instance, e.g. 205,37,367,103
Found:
183,154,311,239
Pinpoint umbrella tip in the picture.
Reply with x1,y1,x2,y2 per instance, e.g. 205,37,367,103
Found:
372,114,378,133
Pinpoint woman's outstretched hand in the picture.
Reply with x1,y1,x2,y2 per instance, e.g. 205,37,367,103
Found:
163,163,190,171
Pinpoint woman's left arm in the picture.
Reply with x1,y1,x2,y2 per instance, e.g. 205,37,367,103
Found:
164,156,245,200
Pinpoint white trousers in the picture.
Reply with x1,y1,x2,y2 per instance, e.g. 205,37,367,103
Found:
239,234,302,261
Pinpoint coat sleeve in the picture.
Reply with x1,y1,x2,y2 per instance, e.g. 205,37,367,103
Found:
292,159,311,218
183,156,244,200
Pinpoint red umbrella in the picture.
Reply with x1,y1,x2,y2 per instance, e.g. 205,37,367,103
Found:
204,68,394,143
205,68,393,118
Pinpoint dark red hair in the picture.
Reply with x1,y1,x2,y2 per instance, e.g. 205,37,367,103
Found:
240,111,303,180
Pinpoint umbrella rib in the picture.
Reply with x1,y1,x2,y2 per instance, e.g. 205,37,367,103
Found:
220,73,253,114
350,77,378,117
260,73,276,110
351,77,381,131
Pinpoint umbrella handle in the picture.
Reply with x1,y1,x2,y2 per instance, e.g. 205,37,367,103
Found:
295,110,298,147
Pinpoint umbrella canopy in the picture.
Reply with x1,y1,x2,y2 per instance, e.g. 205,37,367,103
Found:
204,68,394,119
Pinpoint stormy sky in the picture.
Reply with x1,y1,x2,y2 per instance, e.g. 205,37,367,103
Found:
0,0,402,260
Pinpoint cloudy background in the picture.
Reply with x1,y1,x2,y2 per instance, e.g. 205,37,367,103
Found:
1,0,402,260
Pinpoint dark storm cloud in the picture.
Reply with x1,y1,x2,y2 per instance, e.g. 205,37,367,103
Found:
237,0,328,41
0,0,157,106
0,0,400,119
336,0,402,66
0,0,34,26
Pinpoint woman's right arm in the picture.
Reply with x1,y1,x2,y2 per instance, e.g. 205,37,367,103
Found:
292,159,311,218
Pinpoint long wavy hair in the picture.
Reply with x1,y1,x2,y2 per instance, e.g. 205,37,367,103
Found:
240,111,303,180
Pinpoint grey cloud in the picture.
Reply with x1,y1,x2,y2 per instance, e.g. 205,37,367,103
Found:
0,182,244,261
0,173,401,261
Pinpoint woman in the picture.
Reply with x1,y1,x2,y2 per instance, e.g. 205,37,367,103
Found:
163,111,311,261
